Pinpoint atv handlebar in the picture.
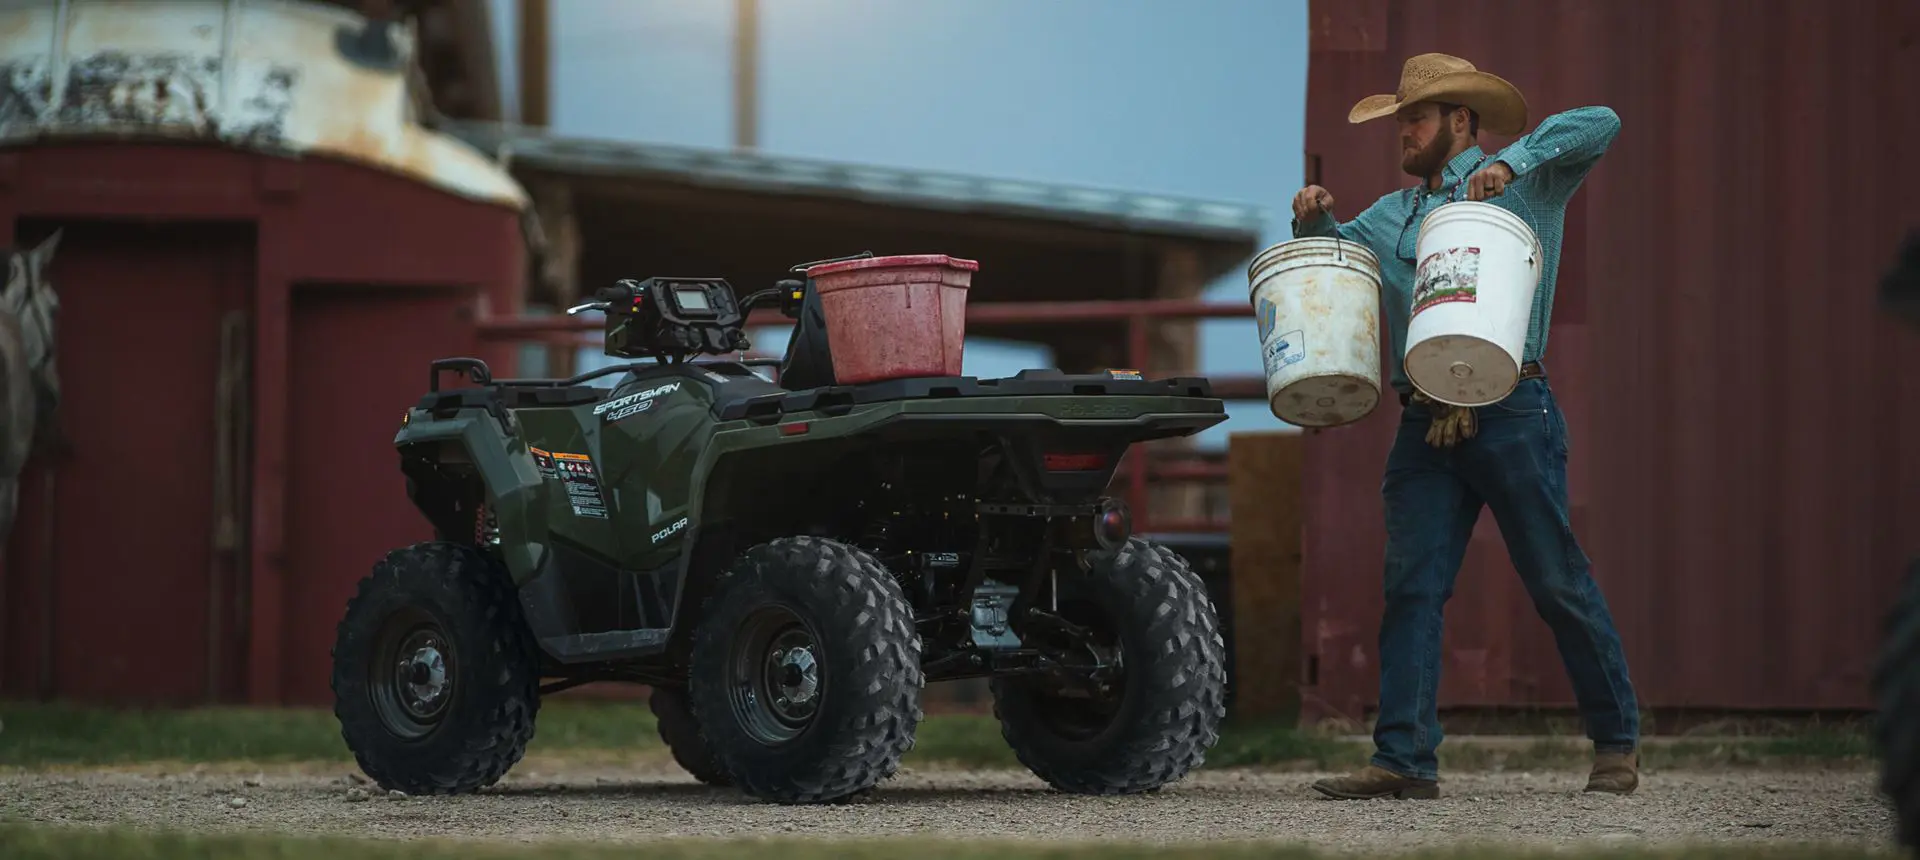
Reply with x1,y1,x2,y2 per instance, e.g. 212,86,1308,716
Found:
594,283,636,304
563,282,643,317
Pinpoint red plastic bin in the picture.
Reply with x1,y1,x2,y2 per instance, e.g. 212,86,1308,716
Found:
804,254,976,384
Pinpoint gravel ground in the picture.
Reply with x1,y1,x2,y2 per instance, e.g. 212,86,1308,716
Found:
1,759,1895,854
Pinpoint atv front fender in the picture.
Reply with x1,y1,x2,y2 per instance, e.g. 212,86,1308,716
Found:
395,411,550,586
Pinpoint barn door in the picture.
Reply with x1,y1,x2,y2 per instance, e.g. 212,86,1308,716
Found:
1,220,255,704
280,283,479,705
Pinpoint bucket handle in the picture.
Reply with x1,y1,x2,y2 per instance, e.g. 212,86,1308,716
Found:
1324,204,1347,263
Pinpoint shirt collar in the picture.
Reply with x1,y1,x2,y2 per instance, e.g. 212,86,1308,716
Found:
1422,145,1489,194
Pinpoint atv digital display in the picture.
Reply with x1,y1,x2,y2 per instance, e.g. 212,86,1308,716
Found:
589,276,749,361
674,287,712,313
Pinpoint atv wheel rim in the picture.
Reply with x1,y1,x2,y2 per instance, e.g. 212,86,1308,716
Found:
371,610,457,740
728,605,822,745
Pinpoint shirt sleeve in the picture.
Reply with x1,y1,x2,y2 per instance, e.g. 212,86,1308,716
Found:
1493,106,1622,201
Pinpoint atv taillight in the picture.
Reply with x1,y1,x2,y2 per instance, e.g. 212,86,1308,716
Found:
780,421,810,436
1043,452,1107,471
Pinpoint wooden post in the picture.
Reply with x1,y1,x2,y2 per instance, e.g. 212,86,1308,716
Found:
733,0,759,150
1225,430,1305,724
1146,245,1207,526
526,180,579,376
517,0,549,127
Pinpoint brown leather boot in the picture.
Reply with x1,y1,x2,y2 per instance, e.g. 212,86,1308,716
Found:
1585,750,1639,794
1311,764,1440,800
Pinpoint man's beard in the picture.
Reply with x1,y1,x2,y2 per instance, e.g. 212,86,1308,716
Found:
1401,123,1457,180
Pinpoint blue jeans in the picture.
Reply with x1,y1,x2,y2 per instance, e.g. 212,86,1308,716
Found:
1371,376,1639,781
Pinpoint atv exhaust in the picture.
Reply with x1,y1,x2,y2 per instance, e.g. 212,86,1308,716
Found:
1090,497,1132,552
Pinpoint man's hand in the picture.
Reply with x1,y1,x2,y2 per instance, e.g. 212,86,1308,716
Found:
1293,185,1335,222
1466,162,1515,201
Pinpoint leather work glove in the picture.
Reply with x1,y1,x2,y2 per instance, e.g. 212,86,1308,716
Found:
1411,391,1477,448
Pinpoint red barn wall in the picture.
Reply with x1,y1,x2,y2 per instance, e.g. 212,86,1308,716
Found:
0,142,524,706
1299,0,1920,721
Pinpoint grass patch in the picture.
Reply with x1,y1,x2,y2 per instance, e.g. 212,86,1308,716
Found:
0,823,1900,860
0,703,352,767
1207,721,1363,770
0,700,1352,772
0,699,1877,773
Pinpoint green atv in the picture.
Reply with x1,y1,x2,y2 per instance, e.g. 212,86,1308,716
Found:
329,253,1231,804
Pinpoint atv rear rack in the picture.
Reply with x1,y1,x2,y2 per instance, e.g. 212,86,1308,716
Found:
716,370,1216,424
421,359,1219,427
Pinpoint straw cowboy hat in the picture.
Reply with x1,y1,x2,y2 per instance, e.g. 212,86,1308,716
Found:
1348,53,1528,136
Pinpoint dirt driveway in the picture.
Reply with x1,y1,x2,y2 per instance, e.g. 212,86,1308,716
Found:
2,758,1895,855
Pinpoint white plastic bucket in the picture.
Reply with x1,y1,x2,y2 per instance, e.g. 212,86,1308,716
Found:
1245,237,1383,427
1404,201,1544,407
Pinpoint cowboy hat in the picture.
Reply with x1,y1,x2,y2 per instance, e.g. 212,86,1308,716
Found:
1348,53,1528,136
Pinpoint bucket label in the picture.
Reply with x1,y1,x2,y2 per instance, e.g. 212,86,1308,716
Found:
1413,246,1481,314
1264,329,1306,376
1255,296,1279,343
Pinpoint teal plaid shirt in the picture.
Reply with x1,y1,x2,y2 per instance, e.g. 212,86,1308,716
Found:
1291,106,1622,395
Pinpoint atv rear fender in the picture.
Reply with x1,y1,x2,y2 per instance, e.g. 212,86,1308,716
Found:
393,409,552,586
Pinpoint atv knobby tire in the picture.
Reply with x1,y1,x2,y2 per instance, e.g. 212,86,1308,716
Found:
1874,557,1920,855
688,536,924,804
331,541,541,795
990,536,1227,795
650,685,732,786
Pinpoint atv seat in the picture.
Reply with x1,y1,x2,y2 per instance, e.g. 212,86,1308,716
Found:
417,384,609,416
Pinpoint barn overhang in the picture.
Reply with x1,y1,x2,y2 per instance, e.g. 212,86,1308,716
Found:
437,119,1269,322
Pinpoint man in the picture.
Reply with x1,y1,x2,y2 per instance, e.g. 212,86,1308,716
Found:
1291,53,1640,799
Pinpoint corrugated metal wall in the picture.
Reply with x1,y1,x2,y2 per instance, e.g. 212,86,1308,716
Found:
1299,0,1920,720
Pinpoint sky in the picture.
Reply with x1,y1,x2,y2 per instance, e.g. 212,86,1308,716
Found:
481,0,1312,444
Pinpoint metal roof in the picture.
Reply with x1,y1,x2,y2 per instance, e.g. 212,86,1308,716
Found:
438,119,1268,248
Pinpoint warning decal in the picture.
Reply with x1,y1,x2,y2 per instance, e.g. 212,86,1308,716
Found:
530,447,558,481
552,452,609,519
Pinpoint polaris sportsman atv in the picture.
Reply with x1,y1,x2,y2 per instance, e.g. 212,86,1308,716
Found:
330,252,1231,805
